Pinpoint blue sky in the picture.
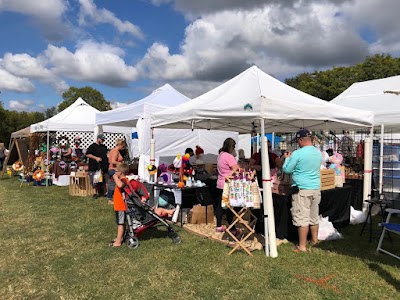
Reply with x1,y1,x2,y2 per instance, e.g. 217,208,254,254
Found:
0,0,399,112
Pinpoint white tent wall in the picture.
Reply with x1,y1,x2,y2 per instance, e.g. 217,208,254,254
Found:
238,134,252,158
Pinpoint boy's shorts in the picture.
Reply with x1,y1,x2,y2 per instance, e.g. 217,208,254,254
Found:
115,211,126,225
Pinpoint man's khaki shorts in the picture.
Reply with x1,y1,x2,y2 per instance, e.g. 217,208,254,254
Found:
291,189,321,227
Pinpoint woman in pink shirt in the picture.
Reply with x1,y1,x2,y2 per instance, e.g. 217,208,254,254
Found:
215,138,240,234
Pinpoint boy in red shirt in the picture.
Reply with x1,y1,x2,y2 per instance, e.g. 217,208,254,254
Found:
110,163,131,247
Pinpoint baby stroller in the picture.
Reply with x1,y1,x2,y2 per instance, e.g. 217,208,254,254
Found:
122,180,181,249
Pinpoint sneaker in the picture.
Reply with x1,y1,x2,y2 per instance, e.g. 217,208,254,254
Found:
108,200,114,205
216,225,226,233
93,194,98,200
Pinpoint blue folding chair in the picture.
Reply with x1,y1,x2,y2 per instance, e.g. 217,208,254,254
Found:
376,208,400,260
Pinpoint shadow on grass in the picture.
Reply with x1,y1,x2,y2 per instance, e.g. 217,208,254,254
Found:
314,221,400,267
368,262,400,292
134,224,178,242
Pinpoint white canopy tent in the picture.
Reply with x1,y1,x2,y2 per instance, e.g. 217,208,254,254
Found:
331,75,400,195
30,97,130,135
95,84,238,180
151,65,375,257
28,98,132,186
96,84,190,159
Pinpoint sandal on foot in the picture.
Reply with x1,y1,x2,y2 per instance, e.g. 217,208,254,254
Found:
109,240,123,247
293,245,307,253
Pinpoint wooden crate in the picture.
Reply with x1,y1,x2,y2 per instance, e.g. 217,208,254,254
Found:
320,169,335,191
188,205,215,224
69,174,93,196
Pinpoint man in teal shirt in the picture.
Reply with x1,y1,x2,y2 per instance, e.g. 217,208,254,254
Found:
283,129,322,252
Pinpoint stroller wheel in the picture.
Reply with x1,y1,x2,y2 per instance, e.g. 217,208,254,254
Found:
168,230,181,244
126,236,139,249
172,234,181,244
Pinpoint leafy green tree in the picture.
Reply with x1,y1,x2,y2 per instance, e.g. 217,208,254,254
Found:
285,54,400,100
0,108,45,151
360,54,400,81
44,106,57,119
59,86,111,112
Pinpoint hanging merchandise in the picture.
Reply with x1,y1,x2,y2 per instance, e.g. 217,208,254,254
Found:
225,169,258,208
357,141,364,158
33,169,45,181
339,132,354,159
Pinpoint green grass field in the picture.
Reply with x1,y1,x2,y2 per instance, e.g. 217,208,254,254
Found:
0,176,399,300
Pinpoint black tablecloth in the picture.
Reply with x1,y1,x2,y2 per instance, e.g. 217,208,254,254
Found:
345,179,364,210
259,185,352,240
144,179,217,209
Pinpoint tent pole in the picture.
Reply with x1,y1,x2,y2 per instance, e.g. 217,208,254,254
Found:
260,118,278,257
379,124,384,196
362,128,373,211
271,132,275,150
46,131,49,187
150,128,155,182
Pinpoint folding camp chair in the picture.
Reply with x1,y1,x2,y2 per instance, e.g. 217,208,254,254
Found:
376,208,400,260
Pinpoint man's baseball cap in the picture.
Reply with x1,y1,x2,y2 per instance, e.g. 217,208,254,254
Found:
292,129,312,142
97,133,106,140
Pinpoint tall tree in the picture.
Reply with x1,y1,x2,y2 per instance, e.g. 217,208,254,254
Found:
59,86,111,112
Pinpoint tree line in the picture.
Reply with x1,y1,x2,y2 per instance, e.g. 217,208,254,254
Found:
285,54,400,100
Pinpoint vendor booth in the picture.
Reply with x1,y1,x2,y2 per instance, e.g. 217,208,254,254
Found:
25,98,131,186
151,65,374,257
332,75,400,206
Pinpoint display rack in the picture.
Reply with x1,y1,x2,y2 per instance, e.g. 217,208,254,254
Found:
225,203,258,256
372,141,400,208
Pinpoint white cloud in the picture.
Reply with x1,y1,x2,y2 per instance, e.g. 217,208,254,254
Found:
0,0,69,41
136,3,369,83
8,99,35,111
162,0,352,19
149,0,174,6
110,101,129,109
1,52,69,94
342,0,400,56
136,43,191,80
78,0,144,39
0,68,35,92
44,41,139,86
2,53,53,80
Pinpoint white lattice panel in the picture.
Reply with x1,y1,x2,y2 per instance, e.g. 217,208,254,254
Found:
55,131,126,150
